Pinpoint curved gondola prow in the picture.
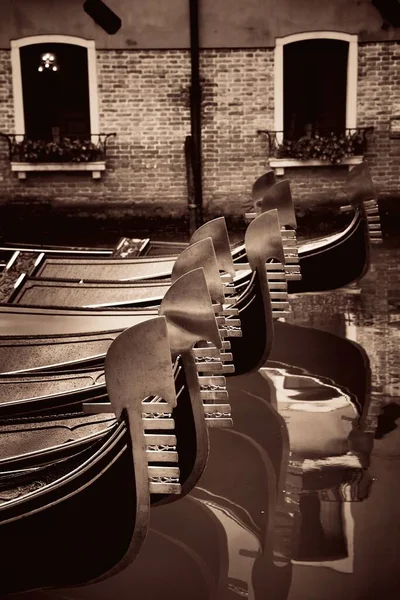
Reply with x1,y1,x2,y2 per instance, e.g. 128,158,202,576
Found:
287,207,369,293
346,160,383,247
162,268,222,357
189,217,235,277
171,237,226,305
101,316,178,579
245,209,286,269
244,181,301,281
260,180,297,231
252,169,277,205
158,268,232,503
346,161,375,207
227,211,285,375
346,161,382,278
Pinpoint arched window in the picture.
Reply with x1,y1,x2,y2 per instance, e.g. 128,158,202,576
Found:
11,35,99,141
274,32,358,144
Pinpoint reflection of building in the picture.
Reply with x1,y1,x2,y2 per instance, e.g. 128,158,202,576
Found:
0,1,399,218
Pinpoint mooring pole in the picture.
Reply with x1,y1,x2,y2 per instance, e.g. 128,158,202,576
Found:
189,0,204,229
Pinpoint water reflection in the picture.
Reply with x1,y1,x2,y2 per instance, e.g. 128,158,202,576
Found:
271,244,400,600
9,245,400,600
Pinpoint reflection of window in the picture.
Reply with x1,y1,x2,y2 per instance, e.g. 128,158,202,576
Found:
274,33,358,143
11,35,99,141
284,39,348,140
20,43,90,140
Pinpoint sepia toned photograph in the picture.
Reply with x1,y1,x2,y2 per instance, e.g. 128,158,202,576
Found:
0,1,398,599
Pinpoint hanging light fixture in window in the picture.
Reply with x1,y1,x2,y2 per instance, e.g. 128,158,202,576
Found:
38,52,59,72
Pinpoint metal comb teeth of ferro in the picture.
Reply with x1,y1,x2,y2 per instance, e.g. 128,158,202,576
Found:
265,262,291,318
212,302,240,317
266,262,300,281
280,230,302,280
137,395,181,494
83,394,181,495
193,346,233,427
364,200,383,244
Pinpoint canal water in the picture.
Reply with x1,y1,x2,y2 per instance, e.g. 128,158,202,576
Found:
9,237,400,600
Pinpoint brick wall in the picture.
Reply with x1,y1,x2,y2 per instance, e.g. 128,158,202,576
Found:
201,42,400,212
97,50,191,215
273,41,400,208
358,42,400,198
200,49,274,214
0,51,15,181
0,49,192,218
0,41,399,220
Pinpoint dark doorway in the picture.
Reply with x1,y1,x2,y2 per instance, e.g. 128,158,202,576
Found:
20,43,90,140
283,39,348,140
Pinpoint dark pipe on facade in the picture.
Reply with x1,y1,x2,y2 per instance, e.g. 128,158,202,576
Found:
189,0,204,229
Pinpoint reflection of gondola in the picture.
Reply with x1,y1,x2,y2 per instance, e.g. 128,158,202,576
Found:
269,320,371,408
14,429,277,600
191,428,276,599
266,323,376,571
224,323,375,581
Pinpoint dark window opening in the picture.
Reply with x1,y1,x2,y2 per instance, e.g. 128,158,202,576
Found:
20,43,90,141
283,39,348,140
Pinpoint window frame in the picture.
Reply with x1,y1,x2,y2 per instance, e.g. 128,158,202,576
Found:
274,31,358,146
11,35,100,143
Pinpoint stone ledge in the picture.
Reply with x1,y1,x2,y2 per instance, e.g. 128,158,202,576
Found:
11,161,106,180
269,156,364,175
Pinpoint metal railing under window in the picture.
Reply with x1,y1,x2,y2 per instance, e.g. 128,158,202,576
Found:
257,127,374,163
0,133,117,163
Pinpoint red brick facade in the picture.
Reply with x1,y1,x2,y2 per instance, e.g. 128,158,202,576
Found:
358,42,400,195
0,42,399,217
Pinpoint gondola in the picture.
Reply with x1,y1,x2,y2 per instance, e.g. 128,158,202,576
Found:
0,316,182,594
0,269,234,508
0,218,232,308
0,211,285,378
8,211,288,322
0,266,275,594
0,235,149,261
0,162,381,295
16,163,381,295
0,216,235,297
242,163,381,292
17,212,299,285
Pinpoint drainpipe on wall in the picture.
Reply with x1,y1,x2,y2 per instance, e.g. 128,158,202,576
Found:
189,0,204,231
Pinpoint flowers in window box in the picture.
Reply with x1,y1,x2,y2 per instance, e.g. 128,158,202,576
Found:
12,138,104,163
275,131,366,164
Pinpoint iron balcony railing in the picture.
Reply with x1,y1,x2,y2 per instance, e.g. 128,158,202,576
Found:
0,133,117,163
257,127,374,163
